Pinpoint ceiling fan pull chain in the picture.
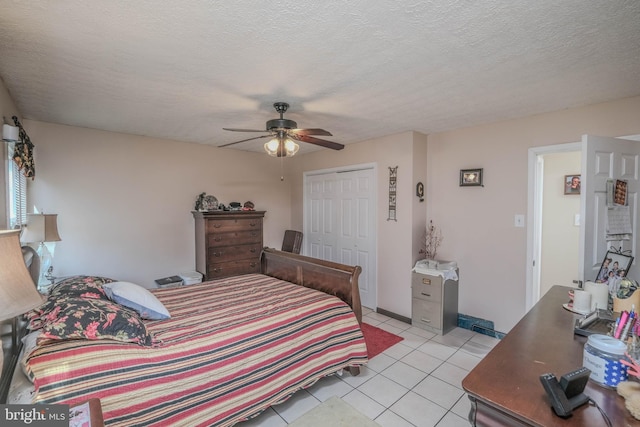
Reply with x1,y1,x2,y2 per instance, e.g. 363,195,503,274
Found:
280,155,284,181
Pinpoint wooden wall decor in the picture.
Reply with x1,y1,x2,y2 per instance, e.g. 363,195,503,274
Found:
388,166,397,221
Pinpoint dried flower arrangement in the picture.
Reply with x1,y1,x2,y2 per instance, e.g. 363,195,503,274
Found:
419,220,443,260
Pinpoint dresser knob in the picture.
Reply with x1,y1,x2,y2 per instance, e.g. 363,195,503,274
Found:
249,262,257,267
213,252,222,257
213,224,221,228
213,237,222,242
421,292,431,297
213,267,222,272
250,248,256,253
249,222,257,227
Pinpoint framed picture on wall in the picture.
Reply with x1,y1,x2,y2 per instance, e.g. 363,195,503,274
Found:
564,174,581,195
460,168,483,187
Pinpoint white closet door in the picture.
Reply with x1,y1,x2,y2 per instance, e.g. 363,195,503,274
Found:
305,166,377,309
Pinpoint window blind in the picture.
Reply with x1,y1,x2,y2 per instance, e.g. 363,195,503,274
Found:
7,142,27,228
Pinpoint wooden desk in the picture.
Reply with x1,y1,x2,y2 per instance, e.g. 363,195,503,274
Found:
462,285,639,426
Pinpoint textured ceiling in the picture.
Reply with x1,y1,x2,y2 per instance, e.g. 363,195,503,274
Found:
0,1,639,155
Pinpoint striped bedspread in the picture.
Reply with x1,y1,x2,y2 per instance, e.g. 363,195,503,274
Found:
26,274,368,426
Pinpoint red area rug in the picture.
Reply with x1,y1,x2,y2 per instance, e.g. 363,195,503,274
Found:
361,322,404,359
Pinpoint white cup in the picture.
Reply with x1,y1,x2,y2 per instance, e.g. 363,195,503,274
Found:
573,290,592,313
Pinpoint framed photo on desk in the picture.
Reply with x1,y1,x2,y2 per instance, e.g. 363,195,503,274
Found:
595,251,633,284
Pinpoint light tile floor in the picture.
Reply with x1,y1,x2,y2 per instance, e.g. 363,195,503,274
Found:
239,307,500,427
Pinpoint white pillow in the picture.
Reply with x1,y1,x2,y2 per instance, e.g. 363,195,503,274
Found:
103,281,170,320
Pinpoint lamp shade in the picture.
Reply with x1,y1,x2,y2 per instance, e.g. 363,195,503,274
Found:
0,230,43,320
21,213,61,243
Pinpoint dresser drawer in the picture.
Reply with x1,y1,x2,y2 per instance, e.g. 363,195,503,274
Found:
206,218,262,233
208,230,262,247
412,299,443,330
208,243,262,263
411,274,442,302
208,259,261,279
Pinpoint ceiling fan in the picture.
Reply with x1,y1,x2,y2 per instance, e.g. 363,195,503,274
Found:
220,102,344,157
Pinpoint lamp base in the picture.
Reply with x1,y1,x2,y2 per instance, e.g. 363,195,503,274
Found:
36,242,54,292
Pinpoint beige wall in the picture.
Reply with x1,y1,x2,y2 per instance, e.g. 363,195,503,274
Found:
427,96,640,332
290,131,428,318
23,121,293,288
5,64,640,332
540,151,581,297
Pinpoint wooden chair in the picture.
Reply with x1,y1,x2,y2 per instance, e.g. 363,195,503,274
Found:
281,230,303,254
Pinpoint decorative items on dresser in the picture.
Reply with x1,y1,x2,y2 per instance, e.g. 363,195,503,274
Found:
193,210,265,280
411,259,459,335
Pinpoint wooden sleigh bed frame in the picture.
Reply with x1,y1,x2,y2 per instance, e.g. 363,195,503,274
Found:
1,247,366,426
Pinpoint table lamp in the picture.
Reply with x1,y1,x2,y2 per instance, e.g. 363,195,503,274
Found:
20,213,61,290
0,229,44,382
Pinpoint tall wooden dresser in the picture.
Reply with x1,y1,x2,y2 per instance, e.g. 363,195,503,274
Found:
193,211,265,280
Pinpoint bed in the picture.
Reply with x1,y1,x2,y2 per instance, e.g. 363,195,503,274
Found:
1,248,368,426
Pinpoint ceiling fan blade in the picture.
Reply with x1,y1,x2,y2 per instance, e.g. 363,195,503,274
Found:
290,134,344,150
223,128,267,133
219,134,271,147
289,128,333,137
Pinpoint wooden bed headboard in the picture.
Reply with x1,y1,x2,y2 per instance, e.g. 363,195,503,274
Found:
260,248,363,324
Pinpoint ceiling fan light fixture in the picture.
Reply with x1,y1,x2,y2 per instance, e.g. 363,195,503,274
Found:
284,138,299,156
265,138,280,156
264,133,299,158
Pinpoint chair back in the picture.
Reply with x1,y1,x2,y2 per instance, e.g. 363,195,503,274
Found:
282,230,303,254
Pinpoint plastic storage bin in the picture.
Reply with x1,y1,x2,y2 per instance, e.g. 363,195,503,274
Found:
582,334,628,387
179,271,203,286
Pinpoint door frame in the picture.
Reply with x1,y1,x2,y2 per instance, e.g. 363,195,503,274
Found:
526,142,580,311
303,162,378,309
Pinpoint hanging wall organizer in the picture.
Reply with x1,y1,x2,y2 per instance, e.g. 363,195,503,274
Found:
388,166,397,221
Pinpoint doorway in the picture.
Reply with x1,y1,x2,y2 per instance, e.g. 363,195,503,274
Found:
526,142,581,310
303,164,377,309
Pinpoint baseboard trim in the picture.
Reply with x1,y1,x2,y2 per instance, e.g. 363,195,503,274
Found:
376,307,411,324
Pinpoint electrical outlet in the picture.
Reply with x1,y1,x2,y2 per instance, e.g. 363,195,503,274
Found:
574,214,580,226
515,214,525,227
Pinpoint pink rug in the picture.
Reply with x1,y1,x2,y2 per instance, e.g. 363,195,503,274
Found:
361,322,404,359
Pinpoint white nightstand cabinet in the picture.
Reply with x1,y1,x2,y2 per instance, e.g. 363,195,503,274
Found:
411,270,459,335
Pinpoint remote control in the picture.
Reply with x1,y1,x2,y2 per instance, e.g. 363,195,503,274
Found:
540,373,573,417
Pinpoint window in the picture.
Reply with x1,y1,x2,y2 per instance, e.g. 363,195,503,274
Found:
7,141,27,228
